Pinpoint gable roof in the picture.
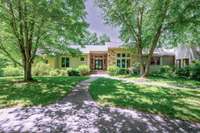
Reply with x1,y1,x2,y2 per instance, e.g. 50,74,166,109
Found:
37,42,176,56
142,48,175,56
175,45,200,60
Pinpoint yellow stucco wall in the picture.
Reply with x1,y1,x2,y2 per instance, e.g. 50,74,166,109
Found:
48,57,57,68
47,54,89,69
161,56,175,66
45,48,175,70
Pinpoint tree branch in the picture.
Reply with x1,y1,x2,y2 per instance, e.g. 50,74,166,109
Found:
0,43,22,67
29,19,46,63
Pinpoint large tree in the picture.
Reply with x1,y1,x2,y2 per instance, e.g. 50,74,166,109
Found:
0,0,88,81
97,0,200,77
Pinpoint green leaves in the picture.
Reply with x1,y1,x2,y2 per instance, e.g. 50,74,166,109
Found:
97,0,200,47
0,0,88,51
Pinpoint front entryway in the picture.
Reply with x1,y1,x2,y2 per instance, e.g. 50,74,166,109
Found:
95,59,103,70
90,52,107,71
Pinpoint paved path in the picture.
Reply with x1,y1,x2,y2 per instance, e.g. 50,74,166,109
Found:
0,76,200,133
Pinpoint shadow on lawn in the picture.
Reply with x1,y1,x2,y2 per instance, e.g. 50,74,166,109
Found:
90,78,200,122
0,77,86,108
148,76,200,89
0,78,199,132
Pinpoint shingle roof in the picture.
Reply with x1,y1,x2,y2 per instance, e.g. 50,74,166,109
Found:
37,42,176,56
142,48,175,56
70,45,108,53
70,44,176,56
175,45,200,60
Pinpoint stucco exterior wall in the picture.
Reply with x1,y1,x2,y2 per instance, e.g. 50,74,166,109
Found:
48,56,57,68
45,48,175,70
161,56,175,66
47,54,89,69
150,56,175,72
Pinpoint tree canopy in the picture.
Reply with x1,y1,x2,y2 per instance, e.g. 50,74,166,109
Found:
0,0,88,81
96,0,200,76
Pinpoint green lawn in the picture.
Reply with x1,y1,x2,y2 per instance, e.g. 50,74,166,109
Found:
89,78,200,122
115,75,200,90
0,76,87,108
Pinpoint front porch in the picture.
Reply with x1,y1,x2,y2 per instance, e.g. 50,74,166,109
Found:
89,52,107,71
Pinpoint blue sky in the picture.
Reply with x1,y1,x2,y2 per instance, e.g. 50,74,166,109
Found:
85,0,121,42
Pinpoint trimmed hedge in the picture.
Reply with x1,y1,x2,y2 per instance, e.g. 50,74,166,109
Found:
49,69,68,76
78,65,90,76
67,68,80,76
108,66,130,76
32,62,52,76
107,66,120,76
118,68,129,75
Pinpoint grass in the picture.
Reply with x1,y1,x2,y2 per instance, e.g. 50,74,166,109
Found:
115,75,200,90
0,76,87,108
89,78,200,122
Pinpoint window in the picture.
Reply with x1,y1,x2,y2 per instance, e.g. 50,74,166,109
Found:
122,59,126,68
151,57,160,65
116,53,131,68
61,57,69,67
117,53,121,58
80,57,85,61
117,59,121,67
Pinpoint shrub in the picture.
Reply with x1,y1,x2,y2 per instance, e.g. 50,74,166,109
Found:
190,61,200,81
32,62,52,76
160,65,173,73
175,66,190,78
78,65,90,76
118,68,129,75
149,65,174,78
59,69,68,76
160,65,174,77
130,63,140,75
49,69,60,77
2,66,22,76
67,68,80,76
49,69,68,77
107,66,120,76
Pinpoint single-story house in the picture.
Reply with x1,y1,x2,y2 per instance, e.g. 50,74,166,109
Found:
42,43,177,71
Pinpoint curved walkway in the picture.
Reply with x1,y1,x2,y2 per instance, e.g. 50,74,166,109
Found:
0,76,200,133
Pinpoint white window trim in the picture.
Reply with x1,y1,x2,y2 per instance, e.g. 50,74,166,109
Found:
116,53,131,68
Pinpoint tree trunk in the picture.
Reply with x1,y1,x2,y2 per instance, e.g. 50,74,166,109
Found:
138,51,145,75
137,43,145,75
23,59,33,81
141,1,169,77
142,26,163,77
140,64,145,75
142,57,152,77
